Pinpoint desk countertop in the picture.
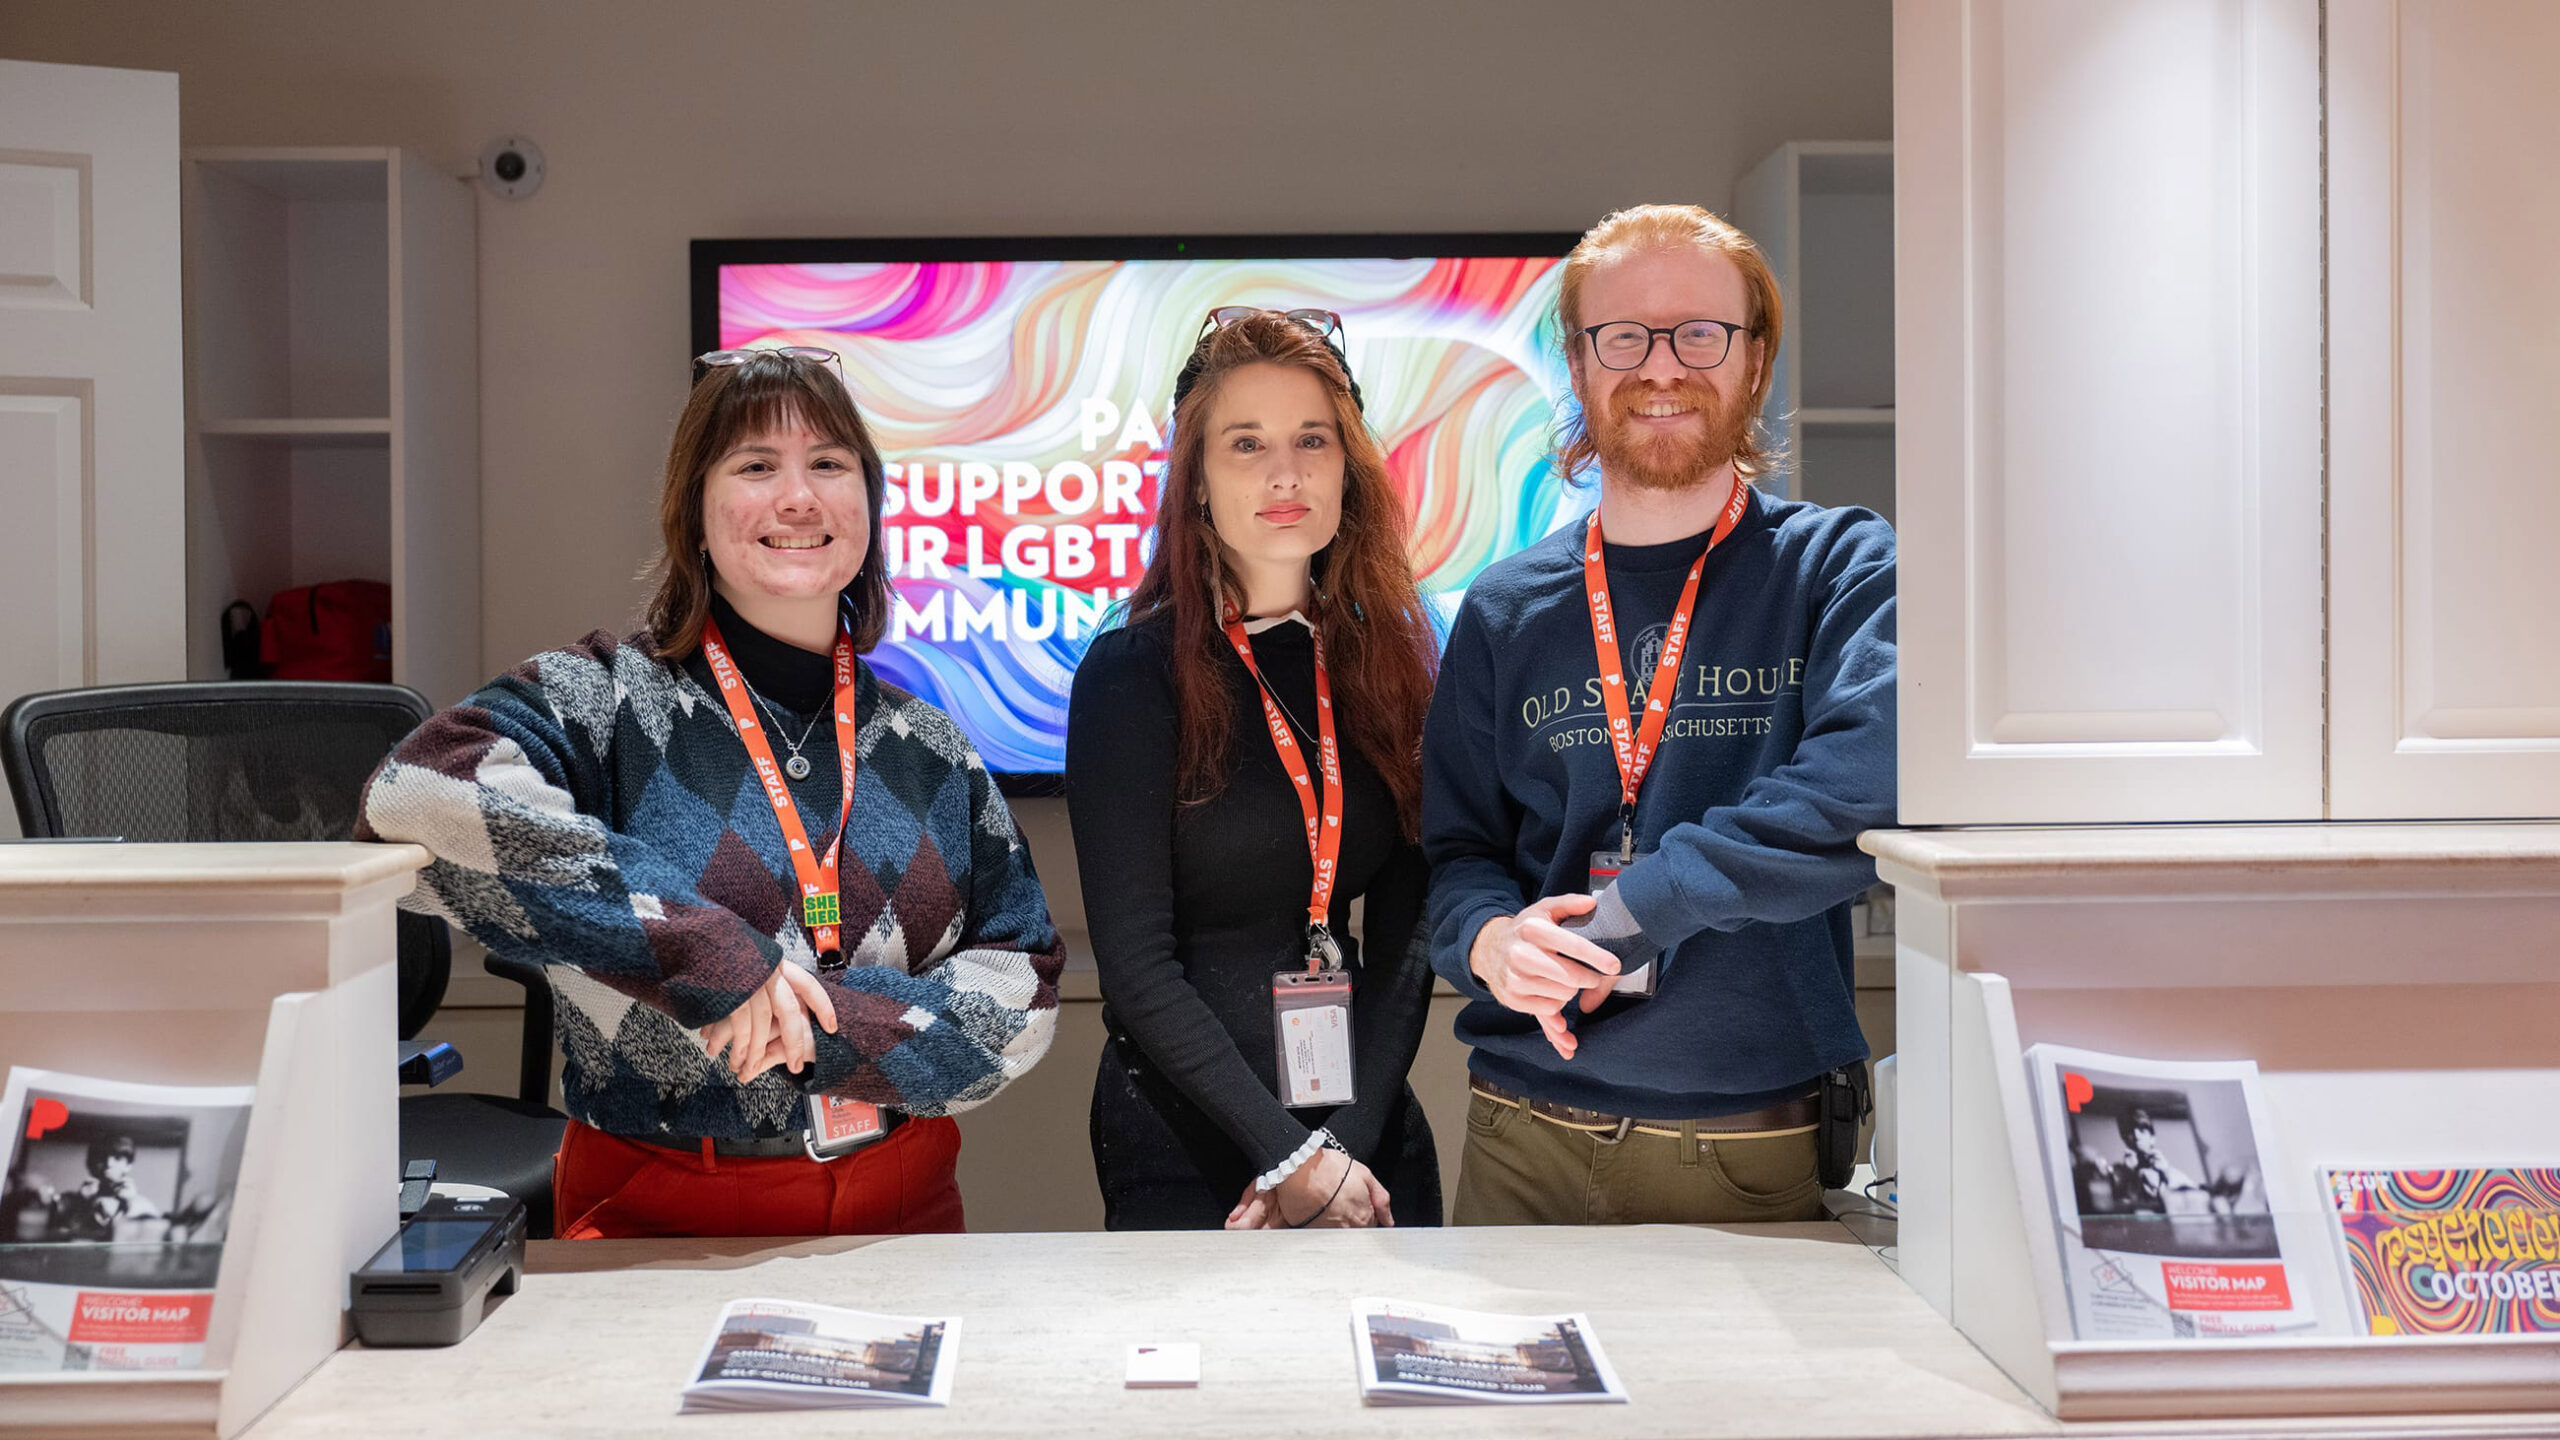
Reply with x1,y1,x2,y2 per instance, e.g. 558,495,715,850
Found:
247,1224,2053,1440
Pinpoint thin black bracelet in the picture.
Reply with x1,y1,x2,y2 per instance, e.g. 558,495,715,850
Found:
1286,1154,1352,1228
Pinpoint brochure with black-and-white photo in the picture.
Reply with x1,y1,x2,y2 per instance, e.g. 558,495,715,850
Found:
680,1299,958,1412
0,1067,255,1374
1352,1299,1628,1405
2023,1044,2326,1341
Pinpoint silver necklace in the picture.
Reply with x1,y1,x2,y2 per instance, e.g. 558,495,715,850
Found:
1252,671,1316,744
741,680,822,780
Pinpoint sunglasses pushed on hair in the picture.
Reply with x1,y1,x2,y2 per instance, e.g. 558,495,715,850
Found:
1175,307,1363,413
1198,306,1344,343
695,346,846,380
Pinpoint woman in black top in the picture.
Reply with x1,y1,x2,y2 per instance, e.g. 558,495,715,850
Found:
1067,309,1443,1230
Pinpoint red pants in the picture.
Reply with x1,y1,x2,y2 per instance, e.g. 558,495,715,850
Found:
552,1117,965,1240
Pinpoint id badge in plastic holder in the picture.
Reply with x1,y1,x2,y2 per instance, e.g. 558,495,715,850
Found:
1271,969,1355,1108
804,1092,884,1161
1585,849,1657,998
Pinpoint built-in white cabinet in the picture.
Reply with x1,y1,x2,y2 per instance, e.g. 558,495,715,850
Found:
183,148,480,708
2327,0,2560,820
1894,0,2556,825
1735,142,1896,527
1894,0,2325,825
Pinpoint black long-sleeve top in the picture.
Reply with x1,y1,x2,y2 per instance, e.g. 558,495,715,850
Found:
1066,614,1434,1172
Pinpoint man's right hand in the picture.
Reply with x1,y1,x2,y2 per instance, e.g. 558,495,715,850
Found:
1469,896,1621,1059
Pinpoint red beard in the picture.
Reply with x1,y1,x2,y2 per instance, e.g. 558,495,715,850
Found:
1587,375,1756,493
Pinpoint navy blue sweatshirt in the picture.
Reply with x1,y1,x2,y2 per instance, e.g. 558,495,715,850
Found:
1420,484,1897,1119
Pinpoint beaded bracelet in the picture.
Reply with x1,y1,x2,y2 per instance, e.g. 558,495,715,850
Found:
1254,1127,1337,1194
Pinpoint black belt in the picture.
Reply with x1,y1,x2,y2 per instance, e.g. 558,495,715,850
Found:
626,1111,902,1160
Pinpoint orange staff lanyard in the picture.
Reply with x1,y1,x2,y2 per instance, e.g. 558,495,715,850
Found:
701,615,860,958
1583,479,1751,861
1223,616,1345,973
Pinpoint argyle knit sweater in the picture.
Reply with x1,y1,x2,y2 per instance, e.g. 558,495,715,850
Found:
356,625,1064,1141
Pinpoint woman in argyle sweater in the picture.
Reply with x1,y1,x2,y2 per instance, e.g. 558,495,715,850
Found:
359,351,1063,1238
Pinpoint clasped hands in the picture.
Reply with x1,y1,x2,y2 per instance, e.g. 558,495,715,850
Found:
1469,893,1620,1060
697,958,840,1083
1224,1145,1395,1230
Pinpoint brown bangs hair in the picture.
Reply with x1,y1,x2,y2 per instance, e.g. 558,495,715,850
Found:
1123,312,1440,838
644,352,892,659
1553,203,1787,485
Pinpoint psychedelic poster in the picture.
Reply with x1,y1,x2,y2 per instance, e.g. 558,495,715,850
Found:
2321,1167,2560,1336
718,255,1582,775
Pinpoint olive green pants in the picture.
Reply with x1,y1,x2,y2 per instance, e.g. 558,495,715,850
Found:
1450,1089,1827,1226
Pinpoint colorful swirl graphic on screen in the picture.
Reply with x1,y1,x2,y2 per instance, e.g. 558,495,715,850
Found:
2323,1168,2560,1336
720,257,1580,773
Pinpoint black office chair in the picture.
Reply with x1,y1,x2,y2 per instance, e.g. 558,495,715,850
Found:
1,682,567,1236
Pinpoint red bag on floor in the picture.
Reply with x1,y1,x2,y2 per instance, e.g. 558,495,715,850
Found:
260,580,392,683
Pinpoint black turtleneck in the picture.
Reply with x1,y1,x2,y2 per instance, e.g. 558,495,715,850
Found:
1066,612,1437,1217
681,592,853,834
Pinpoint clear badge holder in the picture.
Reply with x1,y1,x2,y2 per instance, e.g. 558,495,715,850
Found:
1271,963,1355,1110
804,1092,885,1161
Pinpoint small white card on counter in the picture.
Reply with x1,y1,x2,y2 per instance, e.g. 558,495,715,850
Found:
1125,1342,1199,1388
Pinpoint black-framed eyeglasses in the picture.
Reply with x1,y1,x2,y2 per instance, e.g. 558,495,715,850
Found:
1201,306,1343,343
1577,319,1751,372
695,346,845,378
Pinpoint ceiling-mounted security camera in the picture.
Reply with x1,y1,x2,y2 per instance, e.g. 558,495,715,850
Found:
478,136,545,200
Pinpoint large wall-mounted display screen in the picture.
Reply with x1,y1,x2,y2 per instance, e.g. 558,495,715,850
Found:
693,235,1586,789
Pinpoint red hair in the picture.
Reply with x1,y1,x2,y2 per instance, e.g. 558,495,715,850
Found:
1122,313,1439,837
1554,203,1787,484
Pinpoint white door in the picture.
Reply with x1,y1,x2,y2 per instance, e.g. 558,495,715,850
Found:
2328,1,2560,819
1893,0,2326,824
0,60,184,836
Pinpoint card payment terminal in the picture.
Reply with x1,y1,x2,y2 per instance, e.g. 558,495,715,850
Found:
349,1193,527,1347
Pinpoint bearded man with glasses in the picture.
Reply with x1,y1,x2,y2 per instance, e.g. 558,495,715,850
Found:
1419,204,1898,1225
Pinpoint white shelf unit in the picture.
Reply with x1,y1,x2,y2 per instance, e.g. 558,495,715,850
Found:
182,147,480,708
1734,141,1894,527
1864,824,2560,1422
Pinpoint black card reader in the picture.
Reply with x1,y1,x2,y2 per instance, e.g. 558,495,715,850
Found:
349,1193,526,1347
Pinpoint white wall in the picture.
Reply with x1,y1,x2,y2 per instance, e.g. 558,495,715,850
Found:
2,0,1892,1227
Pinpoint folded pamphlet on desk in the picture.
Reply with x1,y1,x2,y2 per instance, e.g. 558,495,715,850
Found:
1351,1298,1629,1405
680,1298,959,1412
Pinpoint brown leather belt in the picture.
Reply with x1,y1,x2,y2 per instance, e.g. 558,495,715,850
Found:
1471,1080,1818,1143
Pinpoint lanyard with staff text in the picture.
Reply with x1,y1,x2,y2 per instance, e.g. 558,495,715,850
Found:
701,614,860,959
1584,478,1752,864
1222,614,1346,973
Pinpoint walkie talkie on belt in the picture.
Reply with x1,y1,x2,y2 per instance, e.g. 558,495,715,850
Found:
1815,1061,1874,1191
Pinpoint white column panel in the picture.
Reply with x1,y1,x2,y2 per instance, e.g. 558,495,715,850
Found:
2330,0,2560,819
390,150,483,709
1896,0,2323,823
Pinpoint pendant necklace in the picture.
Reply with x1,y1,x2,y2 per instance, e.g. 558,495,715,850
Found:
742,681,823,780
